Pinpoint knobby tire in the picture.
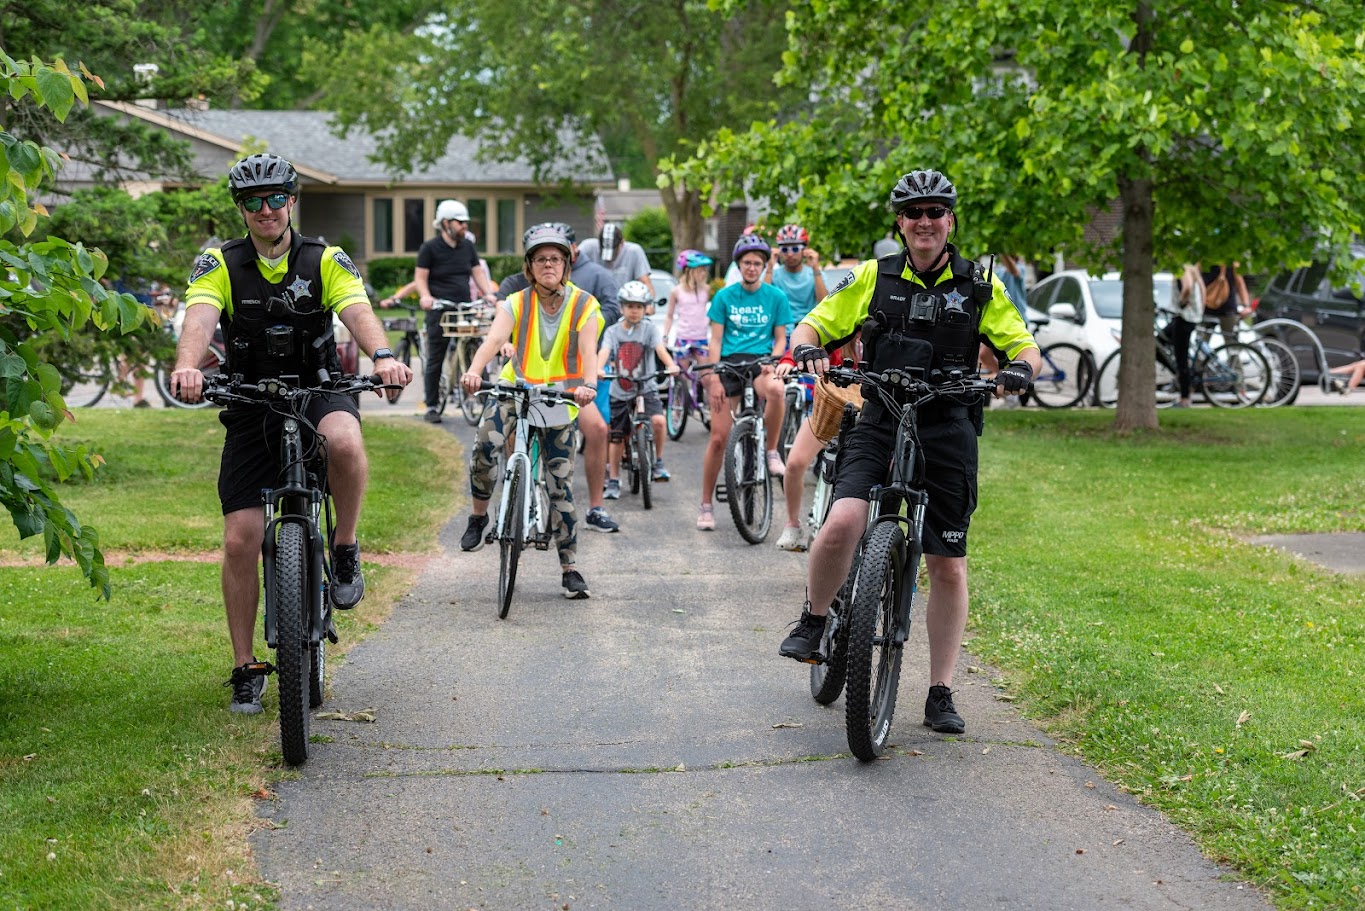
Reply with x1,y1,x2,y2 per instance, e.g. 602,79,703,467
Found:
810,556,859,705
844,521,909,761
498,462,526,619
275,521,311,766
724,416,772,544
636,423,653,510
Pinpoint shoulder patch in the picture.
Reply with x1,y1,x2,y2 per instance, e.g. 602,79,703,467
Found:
830,270,856,295
331,250,363,280
189,252,220,285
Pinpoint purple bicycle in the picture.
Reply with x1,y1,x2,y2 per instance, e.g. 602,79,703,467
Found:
664,343,712,440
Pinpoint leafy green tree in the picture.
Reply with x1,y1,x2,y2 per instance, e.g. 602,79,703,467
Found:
1,53,151,598
671,1,1365,430
318,0,800,252
623,207,673,270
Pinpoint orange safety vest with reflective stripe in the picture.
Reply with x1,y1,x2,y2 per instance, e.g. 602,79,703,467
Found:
499,283,601,387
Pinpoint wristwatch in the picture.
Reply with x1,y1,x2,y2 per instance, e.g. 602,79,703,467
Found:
372,347,394,361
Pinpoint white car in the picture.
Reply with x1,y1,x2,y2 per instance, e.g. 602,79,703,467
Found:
1028,269,1175,367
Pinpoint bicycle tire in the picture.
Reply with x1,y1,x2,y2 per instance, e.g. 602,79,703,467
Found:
666,375,689,440
778,388,802,461
155,343,226,409
1254,336,1301,407
723,415,772,544
1095,348,1178,409
1030,343,1092,409
1203,342,1269,409
62,357,112,408
810,557,858,705
497,461,526,619
274,521,311,766
844,521,908,761
637,423,654,510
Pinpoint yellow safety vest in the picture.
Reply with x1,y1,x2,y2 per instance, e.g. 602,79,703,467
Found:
499,284,599,386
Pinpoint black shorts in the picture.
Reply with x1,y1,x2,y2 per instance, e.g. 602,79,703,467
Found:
217,395,361,515
831,403,978,557
716,353,766,398
609,393,663,441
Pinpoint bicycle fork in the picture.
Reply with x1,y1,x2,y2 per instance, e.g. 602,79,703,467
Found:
260,419,330,650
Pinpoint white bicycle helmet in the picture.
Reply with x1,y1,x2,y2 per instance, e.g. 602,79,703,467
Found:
433,199,470,227
618,280,653,305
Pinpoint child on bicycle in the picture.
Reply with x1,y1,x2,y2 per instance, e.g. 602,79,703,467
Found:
598,281,679,496
665,250,713,367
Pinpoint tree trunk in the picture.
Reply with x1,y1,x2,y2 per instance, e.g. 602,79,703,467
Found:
658,183,704,253
1113,172,1158,432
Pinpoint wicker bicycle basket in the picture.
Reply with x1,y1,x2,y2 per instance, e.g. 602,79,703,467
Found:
808,376,863,444
440,305,491,337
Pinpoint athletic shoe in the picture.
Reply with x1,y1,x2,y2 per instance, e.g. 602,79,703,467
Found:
424,408,443,423
133,399,152,408
775,526,806,552
604,478,621,500
585,507,620,533
924,684,966,734
778,609,826,661
227,661,269,715
331,543,365,608
696,504,715,531
652,459,670,481
766,450,786,477
562,570,591,599
460,514,489,551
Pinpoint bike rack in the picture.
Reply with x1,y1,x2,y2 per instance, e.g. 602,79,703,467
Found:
1251,318,1333,392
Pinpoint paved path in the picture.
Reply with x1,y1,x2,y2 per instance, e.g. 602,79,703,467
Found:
249,405,1271,911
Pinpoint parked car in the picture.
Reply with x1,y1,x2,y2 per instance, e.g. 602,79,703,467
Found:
1027,270,1176,371
1255,243,1365,380
649,268,676,308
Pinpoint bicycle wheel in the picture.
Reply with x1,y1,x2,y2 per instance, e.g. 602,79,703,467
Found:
1203,342,1269,408
810,557,858,705
844,521,909,761
1253,337,1300,407
62,357,112,408
1029,343,1092,408
497,461,526,619
666,375,689,440
309,632,326,709
274,521,311,766
1095,349,1177,409
723,415,772,544
777,387,802,461
155,342,225,409
636,422,654,510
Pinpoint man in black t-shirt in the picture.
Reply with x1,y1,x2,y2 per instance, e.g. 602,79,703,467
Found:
414,199,499,422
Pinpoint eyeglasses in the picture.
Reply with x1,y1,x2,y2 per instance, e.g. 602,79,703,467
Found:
737,258,766,269
899,206,950,221
240,192,290,213
779,245,805,255
531,255,566,266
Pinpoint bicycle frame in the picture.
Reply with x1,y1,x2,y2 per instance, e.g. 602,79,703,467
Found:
260,416,329,649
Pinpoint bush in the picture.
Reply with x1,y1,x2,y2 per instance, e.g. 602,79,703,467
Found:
624,207,674,270
486,254,522,284
367,256,417,296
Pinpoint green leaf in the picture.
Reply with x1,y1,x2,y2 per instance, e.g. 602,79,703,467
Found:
28,400,58,432
34,67,76,121
34,363,61,394
1179,39,1194,55
8,141,40,178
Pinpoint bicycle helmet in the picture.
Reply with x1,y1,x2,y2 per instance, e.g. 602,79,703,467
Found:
732,233,771,261
618,280,653,306
888,169,958,212
675,249,714,271
550,221,576,244
599,222,624,262
774,224,809,246
432,199,470,227
228,153,298,203
522,223,573,258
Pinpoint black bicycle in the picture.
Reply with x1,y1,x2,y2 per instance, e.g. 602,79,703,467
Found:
812,366,996,761
203,372,394,766
602,368,672,510
697,357,777,543
381,303,423,406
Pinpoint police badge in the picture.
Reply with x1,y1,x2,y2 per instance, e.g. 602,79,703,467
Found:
332,250,363,280
287,276,313,300
189,252,220,285
942,288,967,312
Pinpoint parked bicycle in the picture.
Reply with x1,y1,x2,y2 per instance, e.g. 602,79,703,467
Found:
1024,341,1093,409
476,380,577,619
201,371,395,766
696,357,778,543
439,300,495,425
602,368,672,510
664,343,712,440
1096,319,1269,409
807,366,996,761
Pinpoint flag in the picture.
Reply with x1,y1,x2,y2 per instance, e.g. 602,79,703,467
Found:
593,195,607,234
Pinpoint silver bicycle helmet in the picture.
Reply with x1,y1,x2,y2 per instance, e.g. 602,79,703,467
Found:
888,169,957,212
618,280,653,305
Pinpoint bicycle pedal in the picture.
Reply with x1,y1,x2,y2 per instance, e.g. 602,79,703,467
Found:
244,660,276,677
484,531,496,545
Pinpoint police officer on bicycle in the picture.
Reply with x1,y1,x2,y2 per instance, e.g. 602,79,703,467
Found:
171,153,413,714
777,169,1039,735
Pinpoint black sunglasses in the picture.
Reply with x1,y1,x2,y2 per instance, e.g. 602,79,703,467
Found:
241,192,290,213
900,206,950,220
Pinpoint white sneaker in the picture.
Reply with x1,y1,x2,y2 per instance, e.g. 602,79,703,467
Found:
775,525,806,552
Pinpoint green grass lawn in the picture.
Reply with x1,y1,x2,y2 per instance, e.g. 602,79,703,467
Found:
970,406,1365,909
0,409,463,910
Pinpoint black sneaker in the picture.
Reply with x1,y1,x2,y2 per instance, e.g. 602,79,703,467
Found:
331,543,365,609
562,570,591,599
924,684,965,734
461,514,490,551
226,660,269,715
778,609,826,662
424,408,443,423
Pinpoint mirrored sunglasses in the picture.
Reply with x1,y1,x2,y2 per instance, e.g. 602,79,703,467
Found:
779,245,805,255
241,192,290,213
900,206,950,221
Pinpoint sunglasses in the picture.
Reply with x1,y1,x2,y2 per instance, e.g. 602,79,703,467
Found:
900,206,950,221
240,192,290,213
779,245,805,255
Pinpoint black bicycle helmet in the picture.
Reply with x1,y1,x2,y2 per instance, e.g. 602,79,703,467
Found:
228,153,299,203
888,169,957,213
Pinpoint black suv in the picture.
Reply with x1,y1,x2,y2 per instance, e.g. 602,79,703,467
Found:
1256,243,1365,381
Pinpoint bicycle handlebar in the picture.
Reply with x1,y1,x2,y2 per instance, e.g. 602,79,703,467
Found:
824,365,997,410
202,373,397,407
475,380,577,405
693,356,778,377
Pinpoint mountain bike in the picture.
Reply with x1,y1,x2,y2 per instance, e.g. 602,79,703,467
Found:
602,368,672,510
664,343,712,440
476,381,576,619
201,372,394,766
815,366,996,761
697,357,777,543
